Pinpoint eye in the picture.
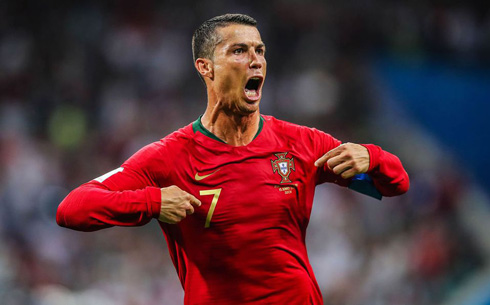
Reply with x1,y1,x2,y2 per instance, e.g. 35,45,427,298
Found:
256,48,265,55
233,48,244,55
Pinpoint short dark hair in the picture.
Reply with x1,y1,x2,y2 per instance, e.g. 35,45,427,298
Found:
192,13,257,63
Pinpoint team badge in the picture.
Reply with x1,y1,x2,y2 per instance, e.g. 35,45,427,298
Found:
271,152,295,183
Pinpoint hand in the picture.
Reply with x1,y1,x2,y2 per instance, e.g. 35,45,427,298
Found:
314,143,370,179
159,185,201,224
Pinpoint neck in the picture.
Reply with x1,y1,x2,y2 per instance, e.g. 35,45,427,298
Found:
201,105,260,146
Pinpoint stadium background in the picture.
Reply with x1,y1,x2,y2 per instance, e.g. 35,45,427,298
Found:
1,0,490,304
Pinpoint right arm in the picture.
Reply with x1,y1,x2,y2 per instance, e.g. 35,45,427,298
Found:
56,178,162,232
56,143,200,232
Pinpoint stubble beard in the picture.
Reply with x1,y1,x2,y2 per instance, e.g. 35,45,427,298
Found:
217,91,259,117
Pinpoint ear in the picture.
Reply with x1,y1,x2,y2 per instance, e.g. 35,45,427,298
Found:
195,58,214,80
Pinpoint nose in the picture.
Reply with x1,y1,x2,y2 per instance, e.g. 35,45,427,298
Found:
249,50,263,69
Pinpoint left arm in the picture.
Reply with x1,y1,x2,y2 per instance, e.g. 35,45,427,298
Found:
315,143,409,197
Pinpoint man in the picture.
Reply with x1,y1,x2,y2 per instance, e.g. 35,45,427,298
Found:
57,14,409,304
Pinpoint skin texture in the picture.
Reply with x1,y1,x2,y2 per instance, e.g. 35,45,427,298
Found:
197,24,266,146
314,143,370,179
159,185,201,223
158,24,369,224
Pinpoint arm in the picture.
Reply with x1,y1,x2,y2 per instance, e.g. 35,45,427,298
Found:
56,143,201,232
315,143,409,197
56,179,162,232
361,143,409,197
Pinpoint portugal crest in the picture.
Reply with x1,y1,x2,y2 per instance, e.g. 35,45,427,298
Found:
271,152,295,183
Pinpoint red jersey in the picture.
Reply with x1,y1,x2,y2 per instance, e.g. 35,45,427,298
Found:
57,115,409,304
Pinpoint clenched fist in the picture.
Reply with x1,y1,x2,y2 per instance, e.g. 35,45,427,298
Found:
314,143,370,179
159,185,201,224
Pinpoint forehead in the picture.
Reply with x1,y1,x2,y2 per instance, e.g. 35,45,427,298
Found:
215,24,263,47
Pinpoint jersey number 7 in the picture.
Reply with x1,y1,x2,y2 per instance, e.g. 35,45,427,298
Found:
199,188,222,228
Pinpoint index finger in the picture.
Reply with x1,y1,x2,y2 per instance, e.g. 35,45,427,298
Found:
314,144,344,167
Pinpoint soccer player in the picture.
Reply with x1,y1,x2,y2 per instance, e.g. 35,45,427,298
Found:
57,14,409,304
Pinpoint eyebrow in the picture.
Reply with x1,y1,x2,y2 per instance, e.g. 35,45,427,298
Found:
230,43,266,50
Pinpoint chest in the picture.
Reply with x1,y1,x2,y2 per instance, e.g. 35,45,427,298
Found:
164,147,317,233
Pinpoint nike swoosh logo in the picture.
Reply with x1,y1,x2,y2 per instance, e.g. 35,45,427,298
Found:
194,169,220,181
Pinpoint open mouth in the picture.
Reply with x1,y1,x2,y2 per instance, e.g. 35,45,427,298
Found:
244,77,263,100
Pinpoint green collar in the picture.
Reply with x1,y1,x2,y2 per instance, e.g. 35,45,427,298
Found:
192,115,264,144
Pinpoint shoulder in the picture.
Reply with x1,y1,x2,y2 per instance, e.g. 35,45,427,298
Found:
262,115,303,134
262,115,341,158
262,115,336,142
124,123,194,167
158,123,195,148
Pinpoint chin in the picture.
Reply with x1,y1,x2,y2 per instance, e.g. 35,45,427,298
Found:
238,102,260,115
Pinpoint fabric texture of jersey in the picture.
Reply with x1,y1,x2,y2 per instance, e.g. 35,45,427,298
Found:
57,115,409,304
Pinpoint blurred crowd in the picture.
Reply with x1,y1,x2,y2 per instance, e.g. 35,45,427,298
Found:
1,1,489,304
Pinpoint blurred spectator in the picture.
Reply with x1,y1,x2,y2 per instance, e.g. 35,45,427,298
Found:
0,1,488,304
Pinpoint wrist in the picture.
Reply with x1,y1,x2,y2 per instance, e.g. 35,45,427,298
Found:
361,144,380,172
146,187,163,218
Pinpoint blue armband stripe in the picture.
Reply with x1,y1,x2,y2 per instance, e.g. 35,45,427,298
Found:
348,174,382,200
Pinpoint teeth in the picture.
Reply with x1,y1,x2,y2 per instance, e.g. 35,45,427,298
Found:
245,89,256,96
